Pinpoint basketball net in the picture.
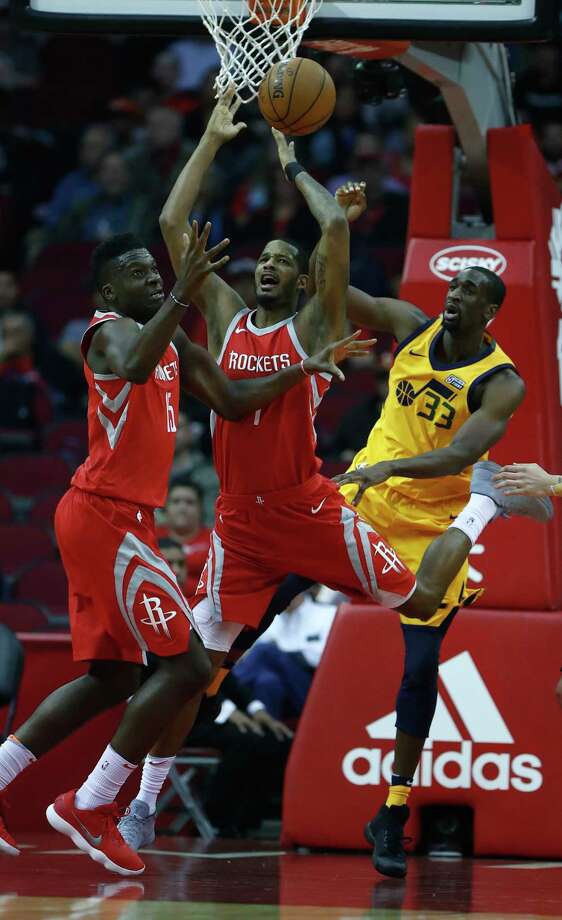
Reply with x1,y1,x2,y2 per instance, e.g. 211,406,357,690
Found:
196,0,323,102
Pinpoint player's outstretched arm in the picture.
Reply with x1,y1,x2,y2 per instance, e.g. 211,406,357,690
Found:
176,329,375,419
306,180,429,343
335,370,525,504
159,88,247,351
89,222,229,383
271,129,349,349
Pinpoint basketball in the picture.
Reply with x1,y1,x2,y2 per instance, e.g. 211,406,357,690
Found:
258,58,336,136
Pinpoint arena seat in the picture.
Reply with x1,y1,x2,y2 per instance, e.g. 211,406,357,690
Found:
20,242,95,337
0,493,12,524
14,560,67,610
0,454,70,502
0,524,55,577
0,603,49,633
44,420,88,465
29,492,65,529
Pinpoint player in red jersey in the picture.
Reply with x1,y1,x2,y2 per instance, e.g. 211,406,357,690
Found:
0,221,366,875
117,91,532,848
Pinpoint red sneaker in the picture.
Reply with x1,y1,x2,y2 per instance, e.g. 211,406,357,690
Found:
46,790,145,876
0,799,19,856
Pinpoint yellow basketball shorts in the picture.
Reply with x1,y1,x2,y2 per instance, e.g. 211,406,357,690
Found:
338,476,482,628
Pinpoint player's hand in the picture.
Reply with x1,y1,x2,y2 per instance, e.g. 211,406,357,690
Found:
204,85,247,146
335,181,367,223
271,128,297,172
333,460,395,505
252,709,294,741
304,330,377,381
174,220,230,301
228,709,264,735
492,462,557,497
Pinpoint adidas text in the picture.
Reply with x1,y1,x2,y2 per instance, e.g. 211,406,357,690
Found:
342,740,542,793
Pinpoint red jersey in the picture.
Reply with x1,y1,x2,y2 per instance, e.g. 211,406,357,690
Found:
212,308,330,494
72,310,180,509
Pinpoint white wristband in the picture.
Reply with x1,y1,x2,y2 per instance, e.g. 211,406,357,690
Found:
247,700,266,715
215,699,236,724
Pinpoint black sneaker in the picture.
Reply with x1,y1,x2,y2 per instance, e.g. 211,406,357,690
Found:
364,804,410,878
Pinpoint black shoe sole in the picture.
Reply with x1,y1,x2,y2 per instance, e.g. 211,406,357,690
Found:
364,821,408,879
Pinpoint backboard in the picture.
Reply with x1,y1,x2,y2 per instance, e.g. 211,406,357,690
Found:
11,0,559,42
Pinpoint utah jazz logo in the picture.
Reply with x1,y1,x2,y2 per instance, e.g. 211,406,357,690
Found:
395,378,458,430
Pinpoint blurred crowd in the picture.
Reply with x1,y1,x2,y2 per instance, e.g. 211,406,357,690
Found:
0,23,560,493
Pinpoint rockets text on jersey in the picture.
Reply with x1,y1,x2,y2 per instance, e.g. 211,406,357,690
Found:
212,308,331,494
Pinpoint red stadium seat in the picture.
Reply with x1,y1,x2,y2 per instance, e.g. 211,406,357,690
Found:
44,420,88,465
14,560,67,609
0,493,12,523
29,492,64,529
0,603,49,633
0,525,55,577
0,454,70,500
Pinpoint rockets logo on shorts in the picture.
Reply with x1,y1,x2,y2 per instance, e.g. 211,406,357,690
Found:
139,594,178,639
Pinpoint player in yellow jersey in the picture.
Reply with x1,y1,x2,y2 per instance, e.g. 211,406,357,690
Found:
329,182,553,877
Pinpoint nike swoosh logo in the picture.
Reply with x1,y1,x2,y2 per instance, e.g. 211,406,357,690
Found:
409,349,424,357
311,497,327,515
234,328,245,334
75,815,103,847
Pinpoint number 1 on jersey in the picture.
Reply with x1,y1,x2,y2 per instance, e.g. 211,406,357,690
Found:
253,409,261,427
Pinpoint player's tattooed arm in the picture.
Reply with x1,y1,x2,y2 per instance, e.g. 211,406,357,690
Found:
335,370,525,505
271,129,349,351
159,87,247,354
175,329,375,419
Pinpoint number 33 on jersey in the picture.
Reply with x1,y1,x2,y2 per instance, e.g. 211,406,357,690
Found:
362,316,515,506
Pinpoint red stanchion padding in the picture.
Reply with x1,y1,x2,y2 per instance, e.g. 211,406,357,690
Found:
397,125,562,610
282,604,562,857
407,126,455,241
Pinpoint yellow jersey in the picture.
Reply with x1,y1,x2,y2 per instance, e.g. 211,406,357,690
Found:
359,317,516,507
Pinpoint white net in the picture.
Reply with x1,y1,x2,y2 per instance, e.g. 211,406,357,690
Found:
196,0,323,103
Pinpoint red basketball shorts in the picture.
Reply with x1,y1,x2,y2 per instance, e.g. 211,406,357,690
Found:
192,474,416,632
55,487,193,664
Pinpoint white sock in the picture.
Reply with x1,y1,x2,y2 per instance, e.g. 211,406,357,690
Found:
0,736,36,792
74,745,137,811
449,494,498,546
136,755,175,815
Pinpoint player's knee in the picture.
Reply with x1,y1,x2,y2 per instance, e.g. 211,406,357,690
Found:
88,661,141,703
399,581,441,622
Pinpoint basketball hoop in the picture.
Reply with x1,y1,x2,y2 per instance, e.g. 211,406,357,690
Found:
196,0,322,103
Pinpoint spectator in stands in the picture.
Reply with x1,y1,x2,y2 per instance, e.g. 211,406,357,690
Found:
158,536,188,592
157,478,211,596
0,269,26,318
0,310,52,440
41,123,115,228
225,256,256,308
187,669,292,837
47,152,152,245
233,588,337,720
123,106,194,213
170,410,219,523
514,43,562,126
166,38,220,93
329,365,389,462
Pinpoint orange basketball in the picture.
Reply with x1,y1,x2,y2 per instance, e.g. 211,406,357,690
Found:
258,58,336,136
